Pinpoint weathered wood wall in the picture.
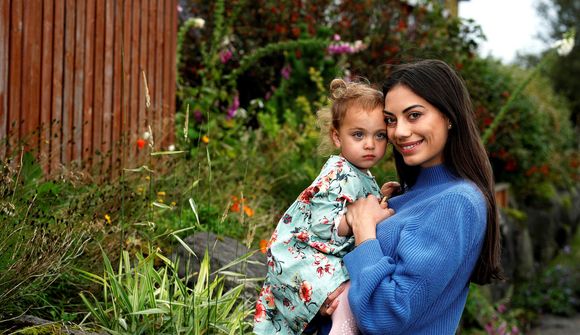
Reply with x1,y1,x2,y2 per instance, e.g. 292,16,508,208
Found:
0,0,177,177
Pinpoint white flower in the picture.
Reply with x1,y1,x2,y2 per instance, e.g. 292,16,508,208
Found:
143,131,151,140
552,33,575,56
168,144,176,151
192,18,205,29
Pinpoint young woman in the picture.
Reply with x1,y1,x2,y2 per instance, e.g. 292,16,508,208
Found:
327,59,503,334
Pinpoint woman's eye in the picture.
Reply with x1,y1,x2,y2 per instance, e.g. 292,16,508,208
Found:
409,112,422,120
385,117,396,126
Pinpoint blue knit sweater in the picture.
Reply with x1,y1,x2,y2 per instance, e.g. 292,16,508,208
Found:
343,164,486,334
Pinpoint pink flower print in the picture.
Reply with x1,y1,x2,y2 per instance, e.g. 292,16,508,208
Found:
295,231,309,243
310,241,330,253
254,300,266,321
299,281,313,303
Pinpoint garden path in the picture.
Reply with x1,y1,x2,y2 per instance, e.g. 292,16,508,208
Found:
528,314,580,335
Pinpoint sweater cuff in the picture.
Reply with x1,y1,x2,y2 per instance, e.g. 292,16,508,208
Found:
344,239,385,279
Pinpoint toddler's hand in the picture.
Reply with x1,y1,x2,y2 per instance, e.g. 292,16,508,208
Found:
380,181,401,206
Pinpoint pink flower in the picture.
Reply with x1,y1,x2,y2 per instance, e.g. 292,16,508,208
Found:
281,65,292,80
226,94,239,119
497,304,507,314
219,49,233,64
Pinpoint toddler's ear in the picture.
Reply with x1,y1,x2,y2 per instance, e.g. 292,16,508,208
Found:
331,128,341,148
381,181,401,198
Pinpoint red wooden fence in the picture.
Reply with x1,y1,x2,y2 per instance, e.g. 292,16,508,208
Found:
0,0,177,177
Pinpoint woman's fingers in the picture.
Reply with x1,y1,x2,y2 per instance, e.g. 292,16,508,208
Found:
320,282,346,316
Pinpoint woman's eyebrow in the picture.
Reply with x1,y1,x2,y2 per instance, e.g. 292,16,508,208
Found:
384,104,424,115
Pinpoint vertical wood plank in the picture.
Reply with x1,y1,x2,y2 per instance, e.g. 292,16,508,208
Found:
154,0,163,149
62,0,76,165
50,0,64,173
102,0,114,176
40,0,54,174
0,0,11,158
111,0,123,176
129,0,140,160
121,0,132,171
8,0,23,154
82,0,95,168
22,0,43,155
93,0,105,173
168,0,176,146
147,0,157,146
138,0,148,149
73,0,86,165
161,0,170,151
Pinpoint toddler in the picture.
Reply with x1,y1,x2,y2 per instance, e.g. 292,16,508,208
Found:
253,79,398,335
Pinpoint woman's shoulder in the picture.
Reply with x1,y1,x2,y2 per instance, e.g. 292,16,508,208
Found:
437,178,486,209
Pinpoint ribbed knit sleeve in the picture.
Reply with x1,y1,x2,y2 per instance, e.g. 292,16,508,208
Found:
343,190,485,335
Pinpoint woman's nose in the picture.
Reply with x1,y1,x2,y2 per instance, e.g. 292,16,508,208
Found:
393,121,411,139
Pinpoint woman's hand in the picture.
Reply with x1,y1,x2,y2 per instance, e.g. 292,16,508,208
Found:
319,282,346,316
347,194,394,246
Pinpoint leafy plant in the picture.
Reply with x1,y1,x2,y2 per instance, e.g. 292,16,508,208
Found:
79,247,253,334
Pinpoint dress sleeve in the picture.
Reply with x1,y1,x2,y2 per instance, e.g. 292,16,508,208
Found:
343,193,485,334
305,169,364,256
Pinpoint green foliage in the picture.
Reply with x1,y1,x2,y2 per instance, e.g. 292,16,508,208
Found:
461,285,524,335
512,264,580,317
79,247,252,334
0,153,91,316
461,57,577,201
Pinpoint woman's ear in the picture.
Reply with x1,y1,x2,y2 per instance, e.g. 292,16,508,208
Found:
331,128,341,148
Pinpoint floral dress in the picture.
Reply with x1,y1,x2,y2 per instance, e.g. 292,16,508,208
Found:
253,155,382,335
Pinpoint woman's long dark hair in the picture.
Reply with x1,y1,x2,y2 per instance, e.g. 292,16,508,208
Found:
382,59,503,284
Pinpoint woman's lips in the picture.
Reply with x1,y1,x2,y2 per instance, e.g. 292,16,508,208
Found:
397,140,423,154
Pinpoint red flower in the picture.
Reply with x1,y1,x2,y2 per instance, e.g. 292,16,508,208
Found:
525,165,537,176
505,159,517,172
136,138,146,149
299,281,313,302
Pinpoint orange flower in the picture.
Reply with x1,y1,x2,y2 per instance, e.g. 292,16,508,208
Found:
136,138,146,149
230,202,240,213
259,239,268,254
243,205,254,217
201,135,209,143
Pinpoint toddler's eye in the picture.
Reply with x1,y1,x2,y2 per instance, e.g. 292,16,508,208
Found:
352,131,363,139
376,132,387,140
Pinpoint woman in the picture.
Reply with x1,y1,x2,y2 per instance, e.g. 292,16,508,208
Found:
320,59,503,334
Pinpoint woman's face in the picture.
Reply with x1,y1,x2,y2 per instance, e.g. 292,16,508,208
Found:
384,85,449,168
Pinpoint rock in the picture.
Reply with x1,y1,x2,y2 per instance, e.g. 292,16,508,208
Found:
171,232,267,297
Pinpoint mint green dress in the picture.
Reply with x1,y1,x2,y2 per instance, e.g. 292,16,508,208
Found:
253,155,382,335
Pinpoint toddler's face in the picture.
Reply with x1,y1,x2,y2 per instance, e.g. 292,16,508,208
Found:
332,106,388,172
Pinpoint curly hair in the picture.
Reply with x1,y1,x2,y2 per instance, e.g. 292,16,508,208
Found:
316,78,384,156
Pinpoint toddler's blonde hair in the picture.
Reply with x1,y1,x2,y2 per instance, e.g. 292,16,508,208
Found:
316,78,384,156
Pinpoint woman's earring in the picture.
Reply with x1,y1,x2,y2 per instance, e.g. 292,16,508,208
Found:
448,123,452,130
